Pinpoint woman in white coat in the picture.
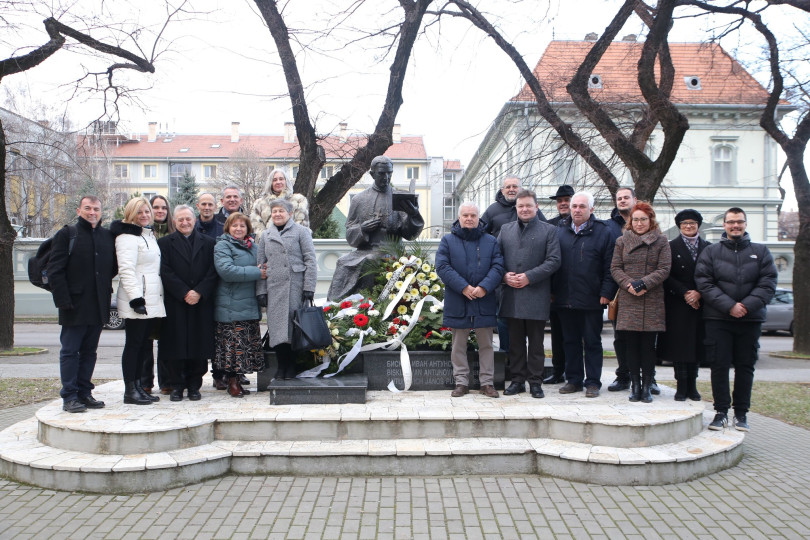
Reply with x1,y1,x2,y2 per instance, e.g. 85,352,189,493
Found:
110,197,166,405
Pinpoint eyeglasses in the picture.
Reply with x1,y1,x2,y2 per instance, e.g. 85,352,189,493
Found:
631,217,649,223
724,220,746,225
680,221,698,227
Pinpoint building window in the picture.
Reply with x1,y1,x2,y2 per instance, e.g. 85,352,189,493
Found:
406,166,420,180
553,148,577,185
204,165,218,179
143,191,157,201
292,166,299,179
320,165,334,179
143,164,157,179
169,162,192,196
443,196,456,222
113,164,129,179
712,143,736,185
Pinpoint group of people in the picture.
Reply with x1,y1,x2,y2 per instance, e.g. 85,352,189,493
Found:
48,169,317,411
439,177,777,432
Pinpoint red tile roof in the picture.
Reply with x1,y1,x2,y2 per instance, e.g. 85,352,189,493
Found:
444,160,462,170
93,134,427,160
513,41,773,105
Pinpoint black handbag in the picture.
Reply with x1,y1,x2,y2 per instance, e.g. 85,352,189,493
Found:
291,300,332,352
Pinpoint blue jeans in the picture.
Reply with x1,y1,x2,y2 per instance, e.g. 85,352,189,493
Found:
558,308,604,388
59,324,103,402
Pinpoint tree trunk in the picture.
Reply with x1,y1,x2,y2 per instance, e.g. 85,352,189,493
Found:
0,118,16,350
786,147,810,354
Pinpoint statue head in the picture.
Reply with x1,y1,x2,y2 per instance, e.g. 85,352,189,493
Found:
370,155,393,191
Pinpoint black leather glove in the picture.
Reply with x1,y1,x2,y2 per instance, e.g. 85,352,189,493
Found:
257,294,268,308
302,291,314,302
130,297,148,315
630,280,646,293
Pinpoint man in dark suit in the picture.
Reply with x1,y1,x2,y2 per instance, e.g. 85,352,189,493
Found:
158,205,218,401
544,185,574,384
47,195,117,413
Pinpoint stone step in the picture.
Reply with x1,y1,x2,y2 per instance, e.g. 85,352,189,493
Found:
32,382,705,454
268,374,367,405
0,412,743,493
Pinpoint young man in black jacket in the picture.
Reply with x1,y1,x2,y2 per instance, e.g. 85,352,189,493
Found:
47,196,118,413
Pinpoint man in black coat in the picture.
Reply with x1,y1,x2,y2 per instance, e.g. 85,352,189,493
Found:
158,205,218,401
47,195,117,413
544,185,574,385
195,192,223,239
695,207,777,432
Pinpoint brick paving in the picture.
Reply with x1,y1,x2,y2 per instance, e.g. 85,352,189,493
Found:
0,404,808,539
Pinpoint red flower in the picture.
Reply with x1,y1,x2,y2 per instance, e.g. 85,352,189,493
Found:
388,325,398,335
340,301,353,309
439,326,450,332
393,317,401,324
353,314,369,327
359,302,371,310
425,331,433,339
323,306,333,312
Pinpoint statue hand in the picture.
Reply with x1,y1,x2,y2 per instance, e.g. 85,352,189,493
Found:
361,218,381,233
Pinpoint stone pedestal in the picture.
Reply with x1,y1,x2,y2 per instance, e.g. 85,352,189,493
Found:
268,374,367,405
363,350,507,391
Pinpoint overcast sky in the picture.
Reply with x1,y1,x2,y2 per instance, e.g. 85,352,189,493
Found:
3,0,800,208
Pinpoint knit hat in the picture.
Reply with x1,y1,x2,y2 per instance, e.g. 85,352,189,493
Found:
674,209,703,227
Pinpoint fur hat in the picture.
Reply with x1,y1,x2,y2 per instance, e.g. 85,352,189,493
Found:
674,209,703,227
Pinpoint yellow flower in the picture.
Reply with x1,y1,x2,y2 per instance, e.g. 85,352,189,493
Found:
403,293,412,302
395,281,404,290
429,272,438,280
331,328,339,336
318,350,326,357
410,302,417,310
422,263,431,272
332,340,340,350
415,258,422,266
420,285,429,294
404,267,414,274
431,283,441,292
393,262,402,269
410,288,419,297
386,272,393,280
389,293,396,300
416,273,426,281
397,305,408,315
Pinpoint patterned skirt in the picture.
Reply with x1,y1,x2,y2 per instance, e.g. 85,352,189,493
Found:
214,320,264,374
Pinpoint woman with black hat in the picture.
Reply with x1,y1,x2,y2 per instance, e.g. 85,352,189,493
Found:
659,209,710,401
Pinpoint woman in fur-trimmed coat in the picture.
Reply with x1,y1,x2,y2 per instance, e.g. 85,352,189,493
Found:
250,168,310,235
111,197,166,405
610,201,671,403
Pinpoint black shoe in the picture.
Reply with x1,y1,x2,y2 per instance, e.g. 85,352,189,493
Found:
135,381,160,402
686,377,701,401
608,378,630,392
529,383,544,398
708,413,728,431
674,379,686,401
78,395,105,409
640,376,653,403
733,414,749,432
649,379,660,396
188,389,202,401
170,389,184,402
123,382,152,405
62,399,87,413
628,376,641,402
503,382,525,395
542,374,565,385
585,384,600,398
559,383,583,394
239,374,250,385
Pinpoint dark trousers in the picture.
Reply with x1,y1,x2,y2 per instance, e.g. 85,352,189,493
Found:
169,357,207,391
558,308,604,388
59,324,103,402
705,320,761,415
121,319,155,383
673,361,699,381
611,319,629,381
140,339,170,390
549,310,565,377
496,316,510,352
507,318,546,384
619,331,657,379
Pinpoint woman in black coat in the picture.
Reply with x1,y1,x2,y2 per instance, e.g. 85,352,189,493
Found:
157,205,218,401
659,209,710,401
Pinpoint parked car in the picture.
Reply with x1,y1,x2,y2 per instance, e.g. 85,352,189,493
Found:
104,296,125,330
762,288,793,336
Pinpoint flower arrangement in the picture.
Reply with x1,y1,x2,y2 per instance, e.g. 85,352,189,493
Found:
312,242,453,374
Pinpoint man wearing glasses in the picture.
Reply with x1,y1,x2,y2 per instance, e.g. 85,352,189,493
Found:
695,207,777,432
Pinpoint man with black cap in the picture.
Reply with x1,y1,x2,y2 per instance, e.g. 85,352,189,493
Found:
659,209,709,401
543,185,574,384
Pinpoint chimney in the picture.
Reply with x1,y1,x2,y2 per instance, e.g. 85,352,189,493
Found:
339,122,348,142
147,122,157,142
622,34,637,42
393,124,401,144
284,122,295,143
584,32,598,41
231,122,240,143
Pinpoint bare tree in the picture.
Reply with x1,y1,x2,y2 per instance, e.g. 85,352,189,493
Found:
253,0,434,230
213,145,268,211
0,1,186,350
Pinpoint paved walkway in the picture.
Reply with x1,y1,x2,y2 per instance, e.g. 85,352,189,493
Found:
0,402,808,539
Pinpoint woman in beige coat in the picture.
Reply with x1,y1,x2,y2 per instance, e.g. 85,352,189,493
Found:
610,201,671,403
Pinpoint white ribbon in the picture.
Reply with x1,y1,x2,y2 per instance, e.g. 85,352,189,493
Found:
382,272,416,320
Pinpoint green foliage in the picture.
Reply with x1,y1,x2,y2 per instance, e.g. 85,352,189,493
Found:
171,172,199,207
312,211,341,239
114,191,142,220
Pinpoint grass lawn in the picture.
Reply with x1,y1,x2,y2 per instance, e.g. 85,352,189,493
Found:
695,380,810,430
0,378,115,409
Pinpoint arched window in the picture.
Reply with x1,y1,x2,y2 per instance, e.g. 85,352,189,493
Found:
710,138,738,186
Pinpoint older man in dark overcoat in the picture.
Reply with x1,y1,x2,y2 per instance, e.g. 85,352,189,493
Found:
498,189,561,398
158,205,218,401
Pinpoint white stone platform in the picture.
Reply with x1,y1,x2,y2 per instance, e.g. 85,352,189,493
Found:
0,378,744,493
